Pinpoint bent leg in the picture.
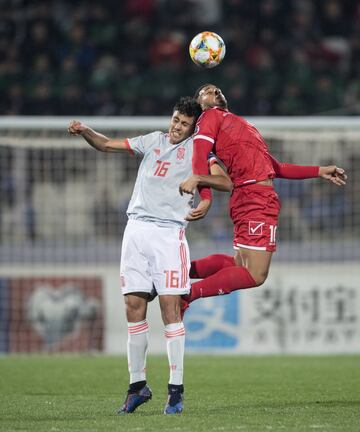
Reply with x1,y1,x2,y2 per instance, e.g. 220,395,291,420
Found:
235,247,273,286
190,254,235,278
189,248,272,302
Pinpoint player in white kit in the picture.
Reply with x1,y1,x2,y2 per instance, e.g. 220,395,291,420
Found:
68,97,232,415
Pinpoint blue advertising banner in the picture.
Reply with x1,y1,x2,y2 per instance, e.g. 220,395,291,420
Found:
185,292,240,350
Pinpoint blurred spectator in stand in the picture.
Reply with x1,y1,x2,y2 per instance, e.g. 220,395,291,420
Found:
58,84,87,115
55,56,82,99
318,0,350,37
58,23,96,71
246,43,279,114
115,61,143,115
149,30,185,67
27,54,55,93
24,83,56,115
118,17,151,66
310,74,343,114
216,63,248,114
276,82,307,115
189,0,222,26
21,21,56,67
93,90,118,116
123,0,156,20
287,0,320,45
2,84,25,115
89,55,119,92
284,48,314,98
0,46,23,114
156,0,197,28
88,5,119,54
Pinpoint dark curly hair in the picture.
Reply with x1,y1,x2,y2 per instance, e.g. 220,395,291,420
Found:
173,96,202,121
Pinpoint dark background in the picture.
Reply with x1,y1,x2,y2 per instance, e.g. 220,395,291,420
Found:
1,0,360,116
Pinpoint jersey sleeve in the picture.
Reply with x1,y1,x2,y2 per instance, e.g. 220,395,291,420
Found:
208,152,218,168
192,110,222,200
194,108,222,143
270,155,319,179
126,131,160,157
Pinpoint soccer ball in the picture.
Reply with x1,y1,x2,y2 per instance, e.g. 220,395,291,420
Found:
189,31,226,69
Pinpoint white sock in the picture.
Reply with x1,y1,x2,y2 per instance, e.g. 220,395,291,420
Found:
127,320,149,384
165,322,185,385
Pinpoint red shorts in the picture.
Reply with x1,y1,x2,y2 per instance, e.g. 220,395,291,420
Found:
229,184,281,252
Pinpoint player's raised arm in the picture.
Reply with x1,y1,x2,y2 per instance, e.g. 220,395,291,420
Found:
269,154,319,179
269,155,347,186
68,120,130,153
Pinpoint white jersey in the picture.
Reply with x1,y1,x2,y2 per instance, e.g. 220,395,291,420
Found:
126,131,194,228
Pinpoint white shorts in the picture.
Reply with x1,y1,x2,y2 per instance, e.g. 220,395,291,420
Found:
120,219,191,296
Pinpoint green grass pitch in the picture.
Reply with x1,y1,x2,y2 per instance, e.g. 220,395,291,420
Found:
0,355,359,431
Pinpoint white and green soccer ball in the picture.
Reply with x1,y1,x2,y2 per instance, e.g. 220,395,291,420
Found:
189,31,226,69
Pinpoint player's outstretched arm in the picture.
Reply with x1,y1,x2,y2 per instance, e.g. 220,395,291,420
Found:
67,120,129,152
319,166,347,186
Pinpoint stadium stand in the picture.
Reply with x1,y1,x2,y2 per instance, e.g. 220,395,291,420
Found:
0,0,360,116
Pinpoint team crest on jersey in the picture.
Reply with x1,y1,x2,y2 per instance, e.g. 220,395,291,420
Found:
248,221,265,236
177,147,185,160
154,148,160,156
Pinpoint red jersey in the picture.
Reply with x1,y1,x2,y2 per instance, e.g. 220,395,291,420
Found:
193,107,275,187
192,107,319,198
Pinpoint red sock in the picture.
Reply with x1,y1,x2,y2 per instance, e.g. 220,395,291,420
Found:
189,266,256,302
190,254,235,278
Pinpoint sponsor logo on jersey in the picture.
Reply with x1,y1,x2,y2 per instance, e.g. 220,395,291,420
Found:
177,147,185,160
249,221,265,236
154,148,160,156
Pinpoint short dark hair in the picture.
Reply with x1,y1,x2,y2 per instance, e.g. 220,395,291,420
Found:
193,83,213,99
173,96,202,120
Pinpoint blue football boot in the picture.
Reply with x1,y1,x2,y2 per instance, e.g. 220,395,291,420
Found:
117,384,152,414
164,384,184,414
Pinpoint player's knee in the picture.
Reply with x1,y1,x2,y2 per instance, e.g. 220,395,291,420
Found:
125,297,146,322
251,270,269,287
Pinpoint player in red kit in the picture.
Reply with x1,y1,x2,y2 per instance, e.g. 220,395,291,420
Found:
179,83,347,309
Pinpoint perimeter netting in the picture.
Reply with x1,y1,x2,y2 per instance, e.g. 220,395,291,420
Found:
0,116,359,354
0,117,359,264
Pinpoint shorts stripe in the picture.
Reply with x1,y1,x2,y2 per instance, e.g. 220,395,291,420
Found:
180,243,188,288
234,243,267,251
